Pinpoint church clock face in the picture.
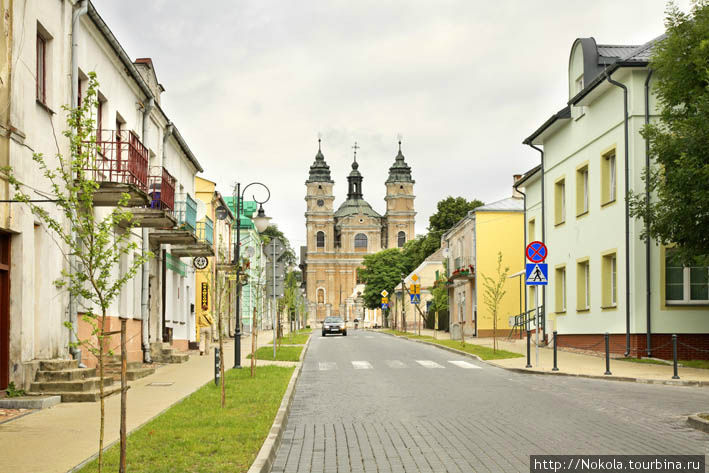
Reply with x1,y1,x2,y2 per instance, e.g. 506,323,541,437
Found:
317,199,325,207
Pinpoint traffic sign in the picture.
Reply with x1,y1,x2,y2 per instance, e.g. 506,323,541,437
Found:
525,263,548,285
381,297,388,304
410,294,421,304
411,274,419,282
380,290,389,297
381,303,389,309
526,241,548,263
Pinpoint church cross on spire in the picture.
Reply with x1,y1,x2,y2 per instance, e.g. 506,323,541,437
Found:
352,141,360,162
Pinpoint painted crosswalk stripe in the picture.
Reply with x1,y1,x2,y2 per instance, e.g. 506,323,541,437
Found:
448,360,481,369
415,360,443,369
352,361,373,369
385,360,406,369
319,362,337,371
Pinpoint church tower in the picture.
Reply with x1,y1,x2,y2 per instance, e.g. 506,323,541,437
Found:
384,141,416,248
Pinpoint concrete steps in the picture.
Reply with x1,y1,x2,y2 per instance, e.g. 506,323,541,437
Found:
150,342,189,364
27,359,121,403
104,357,156,382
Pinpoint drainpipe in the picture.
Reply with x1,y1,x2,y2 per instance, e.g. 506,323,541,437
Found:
644,70,654,357
527,144,545,338
606,70,631,357
140,98,154,362
157,123,173,343
514,183,527,320
68,0,88,364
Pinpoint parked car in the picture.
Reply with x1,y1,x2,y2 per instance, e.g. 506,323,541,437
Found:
322,316,347,336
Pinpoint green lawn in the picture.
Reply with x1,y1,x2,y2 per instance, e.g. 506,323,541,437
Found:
77,365,294,473
380,329,522,360
281,332,311,345
619,357,709,370
248,345,303,362
617,357,671,366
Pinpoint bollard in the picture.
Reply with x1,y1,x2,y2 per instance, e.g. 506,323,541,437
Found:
526,330,532,368
552,331,559,371
604,332,612,375
672,334,680,380
214,347,221,386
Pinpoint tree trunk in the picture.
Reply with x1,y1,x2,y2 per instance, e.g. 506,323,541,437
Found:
251,307,256,377
119,318,127,473
98,312,106,473
219,309,225,408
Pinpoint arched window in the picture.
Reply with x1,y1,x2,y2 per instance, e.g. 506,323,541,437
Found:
317,288,325,304
397,231,406,248
316,231,325,248
354,233,368,250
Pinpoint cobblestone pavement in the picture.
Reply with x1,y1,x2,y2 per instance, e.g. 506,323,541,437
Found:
271,331,709,472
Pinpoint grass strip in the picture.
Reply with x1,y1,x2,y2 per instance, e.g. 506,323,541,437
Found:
381,329,522,360
77,365,295,473
281,333,310,345
619,358,709,370
248,345,303,362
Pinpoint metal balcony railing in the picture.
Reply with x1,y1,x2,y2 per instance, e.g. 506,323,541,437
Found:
84,129,149,192
148,166,176,211
174,193,197,233
196,217,214,246
448,255,474,279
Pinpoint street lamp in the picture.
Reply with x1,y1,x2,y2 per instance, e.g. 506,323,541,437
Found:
233,182,270,369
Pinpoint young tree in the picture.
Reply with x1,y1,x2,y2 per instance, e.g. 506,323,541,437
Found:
1,73,150,473
629,1,709,264
481,252,509,352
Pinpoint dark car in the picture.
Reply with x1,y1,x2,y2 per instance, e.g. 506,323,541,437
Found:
322,316,347,336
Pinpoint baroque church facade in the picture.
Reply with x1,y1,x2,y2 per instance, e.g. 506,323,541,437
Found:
302,141,415,322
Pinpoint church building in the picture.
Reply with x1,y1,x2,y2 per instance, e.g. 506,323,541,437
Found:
302,141,416,323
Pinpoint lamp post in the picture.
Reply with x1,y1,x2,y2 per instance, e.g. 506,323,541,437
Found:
233,182,271,369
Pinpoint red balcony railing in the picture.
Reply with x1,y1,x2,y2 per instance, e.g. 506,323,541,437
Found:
148,166,176,211
84,130,149,192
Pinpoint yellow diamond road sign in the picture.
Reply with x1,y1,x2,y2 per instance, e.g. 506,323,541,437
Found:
381,290,388,297
411,274,419,282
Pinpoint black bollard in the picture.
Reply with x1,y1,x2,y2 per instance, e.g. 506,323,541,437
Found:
672,334,680,380
604,332,611,375
214,347,221,386
552,331,559,371
526,330,532,368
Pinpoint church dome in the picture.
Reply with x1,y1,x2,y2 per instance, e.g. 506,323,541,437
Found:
334,198,382,218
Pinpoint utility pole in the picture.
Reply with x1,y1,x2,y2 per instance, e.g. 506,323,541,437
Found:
272,238,277,359
400,274,407,333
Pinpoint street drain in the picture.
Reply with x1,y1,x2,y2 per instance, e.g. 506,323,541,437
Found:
147,382,174,387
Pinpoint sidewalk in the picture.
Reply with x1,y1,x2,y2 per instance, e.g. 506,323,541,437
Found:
389,328,709,385
0,331,277,473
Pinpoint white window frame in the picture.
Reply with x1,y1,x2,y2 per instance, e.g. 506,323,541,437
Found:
667,263,709,305
608,154,616,202
610,255,617,306
561,269,566,312
584,262,590,309
582,168,589,213
560,182,566,221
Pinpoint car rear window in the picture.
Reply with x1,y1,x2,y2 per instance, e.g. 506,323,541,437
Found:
324,317,343,323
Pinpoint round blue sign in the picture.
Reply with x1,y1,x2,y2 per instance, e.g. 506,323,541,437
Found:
526,241,547,263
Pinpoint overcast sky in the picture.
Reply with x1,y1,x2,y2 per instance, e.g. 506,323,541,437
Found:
94,0,689,255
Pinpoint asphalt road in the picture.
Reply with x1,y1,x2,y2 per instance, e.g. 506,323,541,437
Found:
271,330,709,473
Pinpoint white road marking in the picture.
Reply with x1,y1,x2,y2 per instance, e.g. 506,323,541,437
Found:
352,361,373,369
385,360,407,369
319,362,337,371
448,360,481,369
416,360,444,369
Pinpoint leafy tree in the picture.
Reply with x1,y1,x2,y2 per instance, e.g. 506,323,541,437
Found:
481,252,509,352
1,73,150,473
357,249,409,310
629,1,709,263
261,224,296,265
428,196,484,235
401,233,440,273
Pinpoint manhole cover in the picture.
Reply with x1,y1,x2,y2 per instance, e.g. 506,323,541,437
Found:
147,382,174,387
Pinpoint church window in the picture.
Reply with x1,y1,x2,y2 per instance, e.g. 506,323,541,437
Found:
397,231,406,248
316,231,325,248
354,233,368,250
317,288,325,304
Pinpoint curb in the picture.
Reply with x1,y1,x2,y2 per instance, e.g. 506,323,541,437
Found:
247,333,312,473
687,414,709,434
375,331,709,388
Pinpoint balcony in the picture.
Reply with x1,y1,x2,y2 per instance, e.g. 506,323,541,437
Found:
196,218,214,246
447,255,475,282
83,129,150,207
169,203,214,258
121,166,177,228
174,193,197,233
149,192,199,247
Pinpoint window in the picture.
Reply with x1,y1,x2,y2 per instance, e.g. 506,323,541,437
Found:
397,231,406,248
36,33,47,104
555,266,566,313
602,252,617,308
576,165,589,216
575,74,584,94
555,178,566,225
316,231,325,248
528,218,535,241
354,233,367,251
601,150,616,205
665,248,709,304
577,259,590,311
317,288,325,304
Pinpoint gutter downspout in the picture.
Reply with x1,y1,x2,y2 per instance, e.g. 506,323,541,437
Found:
69,0,88,364
607,70,631,357
140,97,154,362
158,123,174,343
644,70,654,357
514,183,528,321
527,144,545,339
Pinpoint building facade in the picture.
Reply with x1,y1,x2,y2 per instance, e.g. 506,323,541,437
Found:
302,141,415,323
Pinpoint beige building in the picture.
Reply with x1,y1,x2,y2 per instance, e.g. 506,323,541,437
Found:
302,141,415,323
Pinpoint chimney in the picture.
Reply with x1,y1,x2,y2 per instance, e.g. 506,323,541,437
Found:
512,174,523,198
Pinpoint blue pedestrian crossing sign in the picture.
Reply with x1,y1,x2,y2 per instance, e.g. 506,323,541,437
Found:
525,263,548,286
410,293,421,304
381,303,389,309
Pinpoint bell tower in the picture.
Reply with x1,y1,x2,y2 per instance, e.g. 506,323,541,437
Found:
384,140,416,249
305,139,335,252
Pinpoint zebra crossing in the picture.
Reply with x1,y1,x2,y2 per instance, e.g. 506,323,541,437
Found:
308,359,481,371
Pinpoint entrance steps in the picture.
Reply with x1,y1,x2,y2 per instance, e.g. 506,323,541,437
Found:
104,356,156,381
150,342,189,364
28,360,119,402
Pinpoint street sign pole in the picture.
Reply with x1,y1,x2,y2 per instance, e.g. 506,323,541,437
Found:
535,285,539,368
272,238,277,359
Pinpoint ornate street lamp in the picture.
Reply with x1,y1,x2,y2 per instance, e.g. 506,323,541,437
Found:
233,182,270,369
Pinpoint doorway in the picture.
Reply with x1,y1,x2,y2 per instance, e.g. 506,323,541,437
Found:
0,234,10,389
